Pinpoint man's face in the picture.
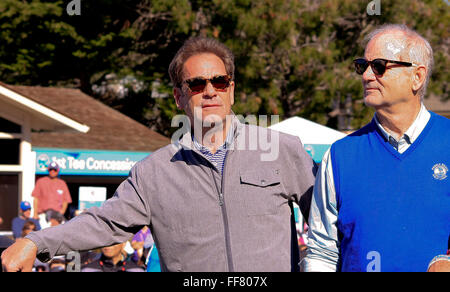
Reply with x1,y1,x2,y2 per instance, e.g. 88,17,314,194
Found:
101,243,125,259
23,209,31,218
48,168,59,178
362,32,415,109
174,53,235,126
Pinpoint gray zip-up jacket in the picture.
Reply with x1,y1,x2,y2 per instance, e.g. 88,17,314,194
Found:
27,117,316,272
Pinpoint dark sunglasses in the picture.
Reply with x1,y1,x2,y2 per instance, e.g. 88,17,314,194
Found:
353,58,418,76
183,75,231,94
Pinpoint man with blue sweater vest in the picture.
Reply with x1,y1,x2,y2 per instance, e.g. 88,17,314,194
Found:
303,24,450,272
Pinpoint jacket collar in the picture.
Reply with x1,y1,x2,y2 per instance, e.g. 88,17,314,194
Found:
176,113,243,154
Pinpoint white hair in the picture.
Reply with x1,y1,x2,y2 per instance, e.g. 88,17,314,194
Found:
364,24,434,100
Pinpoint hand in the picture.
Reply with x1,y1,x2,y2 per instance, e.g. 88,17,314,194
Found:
131,240,144,251
1,238,37,272
427,259,450,272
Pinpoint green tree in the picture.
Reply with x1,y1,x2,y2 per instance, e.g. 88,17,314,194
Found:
0,0,139,93
0,0,448,136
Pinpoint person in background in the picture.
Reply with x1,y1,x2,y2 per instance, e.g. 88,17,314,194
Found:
131,226,153,267
35,264,48,272
81,243,144,272
12,201,41,239
48,256,66,272
31,161,71,229
48,211,64,227
0,218,13,247
20,221,38,239
303,24,449,272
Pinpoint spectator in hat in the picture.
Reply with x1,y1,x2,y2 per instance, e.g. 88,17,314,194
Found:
31,162,72,229
12,201,41,239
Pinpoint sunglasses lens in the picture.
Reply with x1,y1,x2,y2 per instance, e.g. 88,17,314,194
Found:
371,59,387,75
210,76,230,90
186,78,207,93
354,59,368,75
185,75,230,93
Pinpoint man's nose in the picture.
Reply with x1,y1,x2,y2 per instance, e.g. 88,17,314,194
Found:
362,64,376,82
203,80,217,97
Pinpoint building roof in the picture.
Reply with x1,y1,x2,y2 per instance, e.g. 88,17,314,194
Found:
0,82,89,133
4,84,170,152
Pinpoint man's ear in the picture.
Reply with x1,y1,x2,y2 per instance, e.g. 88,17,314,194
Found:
173,87,184,110
229,81,235,106
412,65,427,93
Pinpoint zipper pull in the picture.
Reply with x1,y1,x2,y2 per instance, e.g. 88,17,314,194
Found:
219,193,224,206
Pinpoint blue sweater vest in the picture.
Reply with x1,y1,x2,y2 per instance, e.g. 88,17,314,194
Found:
330,112,450,272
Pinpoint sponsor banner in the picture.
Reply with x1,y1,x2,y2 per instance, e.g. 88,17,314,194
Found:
33,144,325,176
34,147,150,176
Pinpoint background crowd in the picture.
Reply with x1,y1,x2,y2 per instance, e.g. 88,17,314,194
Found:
0,208,156,272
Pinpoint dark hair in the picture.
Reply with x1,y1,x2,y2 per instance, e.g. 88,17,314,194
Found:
21,220,37,237
169,37,235,88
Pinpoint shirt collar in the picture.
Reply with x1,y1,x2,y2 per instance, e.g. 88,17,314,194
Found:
192,122,235,154
176,113,243,153
374,103,430,145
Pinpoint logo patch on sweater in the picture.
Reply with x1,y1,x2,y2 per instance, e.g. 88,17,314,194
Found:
432,163,448,180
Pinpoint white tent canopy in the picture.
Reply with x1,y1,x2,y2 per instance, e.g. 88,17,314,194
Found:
269,116,346,145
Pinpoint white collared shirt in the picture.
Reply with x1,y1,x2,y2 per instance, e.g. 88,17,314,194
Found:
374,104,430,153
302,104,431,272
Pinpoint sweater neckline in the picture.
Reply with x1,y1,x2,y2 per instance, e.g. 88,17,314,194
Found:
371,111,436,161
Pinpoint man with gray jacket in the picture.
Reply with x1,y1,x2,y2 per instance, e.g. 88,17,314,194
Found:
2,37,316,272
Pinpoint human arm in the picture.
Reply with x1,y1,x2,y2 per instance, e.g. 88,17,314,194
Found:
3,163,151,268
131,231,144,250
31,179,43,219
59,181,72,215
60,202,69,216
286,136,317,222
11,218,22,239
301,149,340,272
131,240,144,251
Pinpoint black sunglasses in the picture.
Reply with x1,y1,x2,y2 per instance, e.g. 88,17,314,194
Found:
353,58,418,76
183,75,231,94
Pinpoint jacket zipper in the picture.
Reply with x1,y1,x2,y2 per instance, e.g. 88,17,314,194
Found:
211,153,234,272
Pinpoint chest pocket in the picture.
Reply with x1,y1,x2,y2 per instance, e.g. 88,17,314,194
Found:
239,168,284,216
